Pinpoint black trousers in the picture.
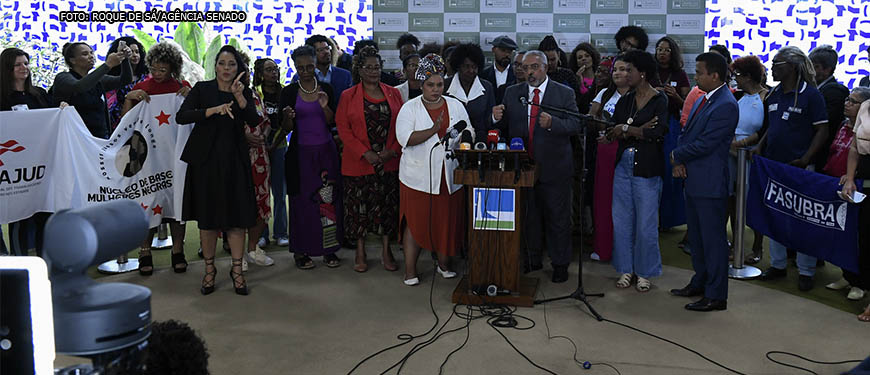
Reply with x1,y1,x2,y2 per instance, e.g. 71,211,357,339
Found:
524,180,573,267
844,198,870,289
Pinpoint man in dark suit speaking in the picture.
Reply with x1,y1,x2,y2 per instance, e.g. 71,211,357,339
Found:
669,52,739,311
492,50,582,283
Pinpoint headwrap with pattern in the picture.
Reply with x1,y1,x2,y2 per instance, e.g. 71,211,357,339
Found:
414,53,446,82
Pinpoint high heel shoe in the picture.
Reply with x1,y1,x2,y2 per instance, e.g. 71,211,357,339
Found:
138,248,153,276
200,256,216,295
230,257,248,295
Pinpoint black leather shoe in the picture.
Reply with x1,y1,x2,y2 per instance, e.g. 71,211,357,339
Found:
685,298,727,312
552,265,569,283
523,260,543,274
670,285,704,297
798,275,814,292
759,267,787,281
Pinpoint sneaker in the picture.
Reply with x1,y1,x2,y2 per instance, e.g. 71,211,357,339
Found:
246,246,275,267
276,237,289,246
257,237,268,248
826,278,850,290
847,287,865,301
590,252,601,261
436,266,457,279
404,277,420,286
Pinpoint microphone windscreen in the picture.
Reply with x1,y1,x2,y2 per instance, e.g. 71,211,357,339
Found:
510,137,524,150
473,142,487,151
453,120,468,132
459,142,471,150
459,129,473,144
487,129,500,144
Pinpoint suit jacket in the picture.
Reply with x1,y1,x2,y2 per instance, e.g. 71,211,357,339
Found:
176,80,259,165
335,82,404,176
672,85,739,199
498,80,582,184
480,64,516,104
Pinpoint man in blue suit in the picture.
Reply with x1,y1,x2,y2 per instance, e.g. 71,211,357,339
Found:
669,52,738,311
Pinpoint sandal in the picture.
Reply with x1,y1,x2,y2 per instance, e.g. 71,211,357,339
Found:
294,254,315,270
230,257,248,295
171,251,188,273
616,273,632,288
745,251,762,265
138,249,153,276
200,256,216,295
859,305,870,322
324,253,341,268
636,277,651,292
354,253,368,273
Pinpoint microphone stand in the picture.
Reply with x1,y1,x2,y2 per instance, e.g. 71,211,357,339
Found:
525,98,605,321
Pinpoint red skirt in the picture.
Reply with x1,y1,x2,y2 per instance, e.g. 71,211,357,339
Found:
399,173,465,256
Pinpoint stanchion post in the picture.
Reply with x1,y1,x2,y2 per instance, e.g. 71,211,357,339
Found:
151,222,173,249
729,147,761,279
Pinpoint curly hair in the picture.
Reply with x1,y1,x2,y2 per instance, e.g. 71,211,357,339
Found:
396,33,421,50
418,42,441,59
537,35,559,52
108,36,147,77
731,55,765,84
708,44,733,64
145,42,184,81
655,36,684,71
144,320,209,375
352,39,378,55
614,26,649,51
351,45,382,84
448,43,485,73
568,42,601,73
617,50,657,83
305,34,330,47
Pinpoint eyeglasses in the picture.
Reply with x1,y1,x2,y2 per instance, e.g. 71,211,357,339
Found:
264,67,280,73
846,97,863,105
522,63,541,71
656,47,672,53
361,65,381,72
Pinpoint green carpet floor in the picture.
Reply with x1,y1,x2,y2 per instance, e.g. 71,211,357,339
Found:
9,215,866,315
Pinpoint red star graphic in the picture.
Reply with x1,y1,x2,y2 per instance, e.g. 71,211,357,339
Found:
141,202,148,211
151,205,163,215
155,111,171,126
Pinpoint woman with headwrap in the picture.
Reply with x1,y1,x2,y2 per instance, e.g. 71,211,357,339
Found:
395,54,473,286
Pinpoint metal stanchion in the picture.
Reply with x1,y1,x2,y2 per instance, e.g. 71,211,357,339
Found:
150,223,173,249
729,147,762,279
97,254,140,274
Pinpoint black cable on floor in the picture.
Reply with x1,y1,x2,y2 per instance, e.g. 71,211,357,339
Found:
540,291,621,375
765,350,863,375
601,317,747,375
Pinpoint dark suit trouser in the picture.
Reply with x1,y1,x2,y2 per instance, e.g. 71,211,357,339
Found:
844,199,870,289
525,179,573,267
686,195,729,301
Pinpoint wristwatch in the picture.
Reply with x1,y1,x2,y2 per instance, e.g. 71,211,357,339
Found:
622,124,629,133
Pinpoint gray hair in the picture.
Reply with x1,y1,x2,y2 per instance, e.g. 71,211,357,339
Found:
523,50,548,66
808,44,838,71
513,50,527,59
775,46,816,88
852,87,870,102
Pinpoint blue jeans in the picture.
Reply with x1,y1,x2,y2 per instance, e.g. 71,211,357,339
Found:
611,149,663,279
769,239,816,277
261,146,288,241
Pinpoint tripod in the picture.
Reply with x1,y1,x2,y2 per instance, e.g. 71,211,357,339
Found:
527,101,607,321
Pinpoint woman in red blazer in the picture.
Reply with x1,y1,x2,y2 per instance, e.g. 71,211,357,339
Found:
336,46,404,273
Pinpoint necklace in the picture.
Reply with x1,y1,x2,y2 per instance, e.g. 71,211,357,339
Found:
421,95,443,105
299,79,318,94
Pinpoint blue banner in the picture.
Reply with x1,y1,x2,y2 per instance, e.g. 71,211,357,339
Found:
747,157,861,274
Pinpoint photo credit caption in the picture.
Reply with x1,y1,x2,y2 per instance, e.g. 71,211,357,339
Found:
59,9,248,23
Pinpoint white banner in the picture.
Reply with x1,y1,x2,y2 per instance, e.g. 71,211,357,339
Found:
0,94,191,227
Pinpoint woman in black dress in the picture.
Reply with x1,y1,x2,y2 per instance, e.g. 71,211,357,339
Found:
176,45,260,296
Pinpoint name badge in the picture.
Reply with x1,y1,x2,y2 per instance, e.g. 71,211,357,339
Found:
768,103,778,112
11,104,29,111
782,111,790,121
787,106,803,114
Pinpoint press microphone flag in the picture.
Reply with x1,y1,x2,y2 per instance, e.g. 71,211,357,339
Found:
459,130,473,150
510,138,524,150
487,129,500,150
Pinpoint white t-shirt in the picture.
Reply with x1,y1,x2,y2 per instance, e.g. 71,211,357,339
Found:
593,88,622,117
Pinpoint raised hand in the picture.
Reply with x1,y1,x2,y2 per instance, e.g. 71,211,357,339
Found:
317,90,329,108
231,72,245,96
105,52,123,68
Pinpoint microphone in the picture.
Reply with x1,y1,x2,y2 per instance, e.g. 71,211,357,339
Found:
510,137,525,150
458,129,473,149
519,96,529,106
439,120,468,146
473,142,487,151
474,142,487,181
487,129,500,150
496,142,507,150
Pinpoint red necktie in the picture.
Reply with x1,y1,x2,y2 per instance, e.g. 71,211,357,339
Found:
528,88,541,156
691,96,708,122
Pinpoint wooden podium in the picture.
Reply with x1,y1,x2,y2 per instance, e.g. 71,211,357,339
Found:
451,149,539,307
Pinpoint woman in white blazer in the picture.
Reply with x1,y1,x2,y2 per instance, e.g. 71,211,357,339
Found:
395,54,473,286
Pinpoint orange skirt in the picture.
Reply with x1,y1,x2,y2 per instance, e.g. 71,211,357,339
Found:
399,173,465,256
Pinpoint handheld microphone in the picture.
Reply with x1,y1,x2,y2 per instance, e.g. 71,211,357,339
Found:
510,137,524,150
459,130,473,168
487,129,500,150
474,142,487,181
439,120,468,145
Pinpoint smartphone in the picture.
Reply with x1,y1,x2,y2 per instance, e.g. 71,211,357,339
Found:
838,190,867,203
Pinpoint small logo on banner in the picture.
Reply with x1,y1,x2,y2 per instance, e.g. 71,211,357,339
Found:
473,188,515,231
764,178,847,231
0,140,26,167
